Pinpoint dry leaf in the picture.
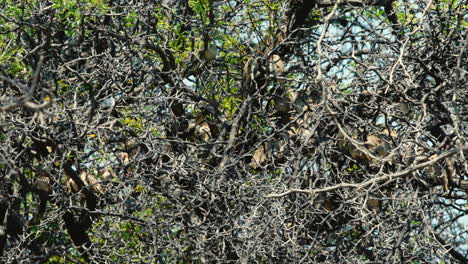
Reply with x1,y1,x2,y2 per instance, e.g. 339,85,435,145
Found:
366,135,382,148
288,126,299,137
300,128,313,142
243,58,253,83
287,89,297,104
442,158,456,192
83,171,104,194
121,152,130,165
102,168,116,179
250,145,266,169
366,134,389,158
66,170,104,194
65,175,79,193
381,128,397,138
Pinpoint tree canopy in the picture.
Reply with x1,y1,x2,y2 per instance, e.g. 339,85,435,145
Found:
0,0,467,263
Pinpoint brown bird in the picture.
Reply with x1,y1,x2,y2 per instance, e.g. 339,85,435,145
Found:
0,197,24,241
31,171,52,224
63,211,91,261
366,198,382,211
195,121,212,142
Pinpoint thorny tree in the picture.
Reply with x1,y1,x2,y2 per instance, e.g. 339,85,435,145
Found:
0,0,467,263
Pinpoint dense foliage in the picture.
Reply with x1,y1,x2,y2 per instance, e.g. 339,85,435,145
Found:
0,0,466,263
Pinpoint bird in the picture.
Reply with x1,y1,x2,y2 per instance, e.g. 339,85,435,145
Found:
62,211,91,261
31,171,52,224
201,43,218,61
195,121,212,142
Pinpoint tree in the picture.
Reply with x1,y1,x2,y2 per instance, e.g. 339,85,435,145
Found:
0,0,466,263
